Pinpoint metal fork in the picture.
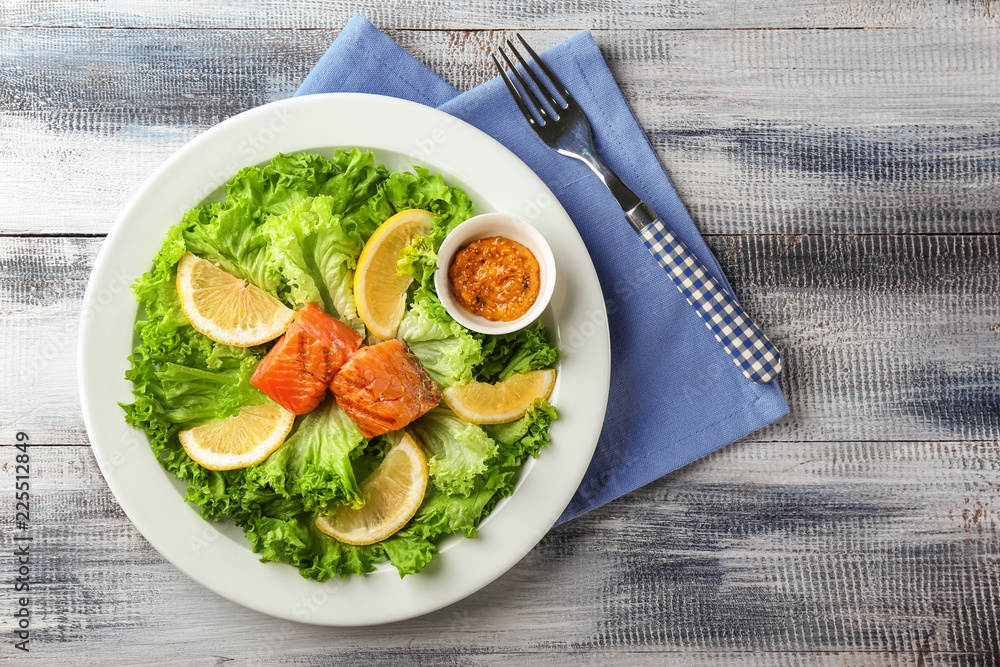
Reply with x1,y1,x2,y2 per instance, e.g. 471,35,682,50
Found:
493,35,782,384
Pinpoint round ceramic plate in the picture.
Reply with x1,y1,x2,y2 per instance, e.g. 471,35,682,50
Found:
78,93,610,626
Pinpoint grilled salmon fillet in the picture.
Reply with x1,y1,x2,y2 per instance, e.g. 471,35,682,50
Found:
251,303,363,415
330,339,442,438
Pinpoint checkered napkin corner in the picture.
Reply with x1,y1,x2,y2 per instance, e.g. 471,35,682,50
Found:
640,219,782,383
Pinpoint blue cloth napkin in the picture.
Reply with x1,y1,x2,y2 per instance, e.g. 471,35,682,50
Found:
296,15,789,523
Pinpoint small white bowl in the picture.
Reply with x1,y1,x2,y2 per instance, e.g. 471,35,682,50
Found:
435,212,556,335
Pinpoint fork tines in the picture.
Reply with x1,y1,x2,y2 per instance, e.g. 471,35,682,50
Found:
492,34,574,127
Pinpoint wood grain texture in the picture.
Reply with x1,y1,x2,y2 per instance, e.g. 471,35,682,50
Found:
1,27,997,235
3,4,1000,662
2,0,998,30
1,237,90,445
3,233,998,446
2,441,996,663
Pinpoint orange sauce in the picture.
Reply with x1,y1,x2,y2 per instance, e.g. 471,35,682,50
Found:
448,236,541,322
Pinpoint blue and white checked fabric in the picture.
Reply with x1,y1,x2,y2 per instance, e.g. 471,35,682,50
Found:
640,218,782,383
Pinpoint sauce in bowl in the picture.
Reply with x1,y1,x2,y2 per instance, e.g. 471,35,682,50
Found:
448,236,541,322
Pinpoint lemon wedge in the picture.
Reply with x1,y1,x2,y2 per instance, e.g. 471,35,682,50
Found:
179,402,296,471
176,252,294,347
353,209,434,339
315,432,429,545
443,369,556,424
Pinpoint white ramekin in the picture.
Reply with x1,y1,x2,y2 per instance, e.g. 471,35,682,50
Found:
435,212,557,335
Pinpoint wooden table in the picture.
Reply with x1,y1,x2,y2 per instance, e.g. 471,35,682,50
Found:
3,2,998,663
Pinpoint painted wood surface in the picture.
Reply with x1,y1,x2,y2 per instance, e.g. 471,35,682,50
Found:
2,27,998,235
4,233,1000,446
9,441,1000,664
1,1,999,663
2,0,998,29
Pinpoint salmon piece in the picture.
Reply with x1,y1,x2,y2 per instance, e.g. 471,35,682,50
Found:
330,339,442,438
251,303,363,415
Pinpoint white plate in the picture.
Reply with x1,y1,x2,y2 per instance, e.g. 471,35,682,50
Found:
78,93,610,626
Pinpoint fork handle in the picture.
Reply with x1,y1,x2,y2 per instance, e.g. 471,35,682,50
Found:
627,203,782,383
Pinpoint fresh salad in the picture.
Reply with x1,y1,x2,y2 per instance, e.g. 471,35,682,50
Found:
121,149,560,580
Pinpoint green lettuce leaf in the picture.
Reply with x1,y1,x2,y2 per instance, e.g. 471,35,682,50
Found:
475,399,559,517
121,352,208,489
156,357,265,425
383,167,475,233
396,288,482,387
475,321,560,383
260,196,365,329
247,398,366,514
239,512,383,580
225,151,346,216
316,148,390,242
484,399,559,466
392,167,475,287
301,531,382,580
122,223,268,491
181,199,279,294
409,408,498,497
121,149,559,581
130,225,217,367
396,234,438,288
180,148,385,302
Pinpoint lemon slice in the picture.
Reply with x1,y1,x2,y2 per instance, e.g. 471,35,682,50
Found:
176,252,295,347
315,432,429,545
179,402,296,471
354,209,434,339
443,369,556,424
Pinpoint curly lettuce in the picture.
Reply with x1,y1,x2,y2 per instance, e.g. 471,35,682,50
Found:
260,196,365,330
409,408,498,496
396,287,483,387
121,149,559,581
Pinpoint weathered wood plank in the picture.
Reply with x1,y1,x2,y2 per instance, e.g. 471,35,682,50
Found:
1,237,91,445
708,233,1000,442
1,27,997,235
5,440,996,662
4,233,999,446
3,14,998,660
2,0,998,30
